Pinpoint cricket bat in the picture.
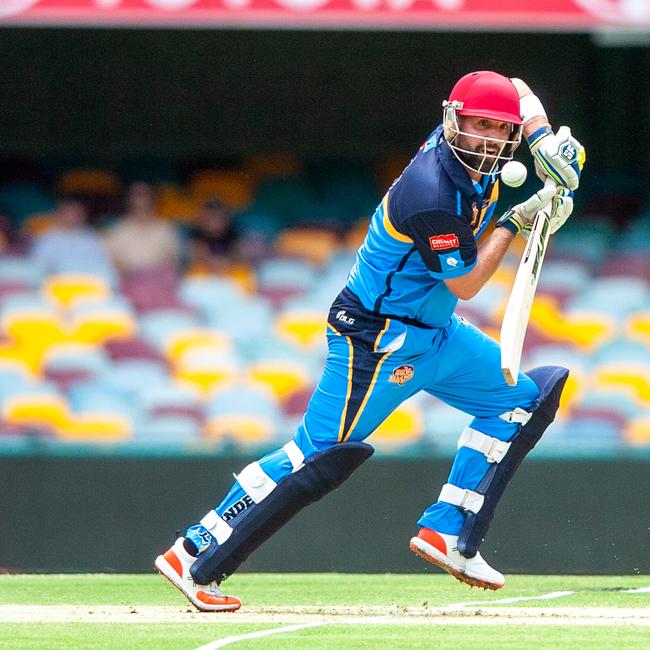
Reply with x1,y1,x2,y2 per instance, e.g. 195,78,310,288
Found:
500,179,555,386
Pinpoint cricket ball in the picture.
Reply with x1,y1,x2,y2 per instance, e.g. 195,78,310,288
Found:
501,160,528,188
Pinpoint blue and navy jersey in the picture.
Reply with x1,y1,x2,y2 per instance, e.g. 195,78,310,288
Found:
346,125,500,328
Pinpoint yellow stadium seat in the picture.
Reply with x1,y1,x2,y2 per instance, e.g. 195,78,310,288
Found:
623,417,650,446
373,402,423,444
69,305,136,345
558,367,587,415
246,360,311,401
189,170,253,210
2,307,67,349
56,169,121,197
625,312,650,347
2,393,70,432
529,297,616,349
174,354,239,397
593,363,650,404
275,228,339,266
164,329,232,364
204,413,273,442
0,343,44,375
275,310,326,349
43,274,111,309
56,413,132,441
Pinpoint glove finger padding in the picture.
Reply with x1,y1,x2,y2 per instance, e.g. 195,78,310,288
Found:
548,187,574,234
519,185,556,221
495,185,555,238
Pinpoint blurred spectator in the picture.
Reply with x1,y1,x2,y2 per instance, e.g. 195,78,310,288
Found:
187,199,241,274
30,197,115,278
0,210,27,255
103,182,181,275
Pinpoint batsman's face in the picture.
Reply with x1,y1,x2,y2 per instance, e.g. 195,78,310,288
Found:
456,116,513,173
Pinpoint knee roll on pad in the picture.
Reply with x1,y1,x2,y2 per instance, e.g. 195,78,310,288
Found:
457,365,569,558
191,441,374,584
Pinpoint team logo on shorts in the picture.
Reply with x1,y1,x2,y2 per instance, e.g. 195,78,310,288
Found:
389,365,414,385
429,234,459,251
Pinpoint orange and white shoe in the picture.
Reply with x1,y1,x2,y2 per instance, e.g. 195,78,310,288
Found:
154,537,241,612
409,527,505,591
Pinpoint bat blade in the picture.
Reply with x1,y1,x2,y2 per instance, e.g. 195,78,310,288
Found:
500,210,552,386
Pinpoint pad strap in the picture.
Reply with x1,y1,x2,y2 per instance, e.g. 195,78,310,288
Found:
499,407,532,425
283,440,305,471
236,462,277,503
439,483,484,513
200,510,233,545
458,428,511,464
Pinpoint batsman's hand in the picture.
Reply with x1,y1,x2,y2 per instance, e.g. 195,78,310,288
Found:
531,126,586,190
548,187,574,235
496,185,556,239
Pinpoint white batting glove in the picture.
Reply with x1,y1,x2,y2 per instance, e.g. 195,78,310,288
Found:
531,126,586,191
548,187,574,235
495,185,556,238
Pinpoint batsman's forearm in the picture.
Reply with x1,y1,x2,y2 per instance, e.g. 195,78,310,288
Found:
445,228,514,300
510,77,552,143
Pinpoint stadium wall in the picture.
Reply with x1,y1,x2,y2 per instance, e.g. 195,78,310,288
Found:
1,456,647,575
1,29,649,177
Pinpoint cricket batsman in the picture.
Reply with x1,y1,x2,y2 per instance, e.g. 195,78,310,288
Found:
155,71,586,611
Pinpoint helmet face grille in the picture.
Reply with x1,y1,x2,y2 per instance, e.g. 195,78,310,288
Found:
443,102,522,176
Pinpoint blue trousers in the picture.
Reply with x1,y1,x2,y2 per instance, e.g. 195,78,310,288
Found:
186,301,539,553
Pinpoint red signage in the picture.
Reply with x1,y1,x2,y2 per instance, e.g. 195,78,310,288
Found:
0,1,647,30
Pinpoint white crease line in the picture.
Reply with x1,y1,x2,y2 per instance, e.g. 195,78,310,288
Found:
623,587,650,593
443,590,575,611
194,622,327,650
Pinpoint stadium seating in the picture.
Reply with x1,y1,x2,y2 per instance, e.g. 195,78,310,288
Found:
0,162,648,457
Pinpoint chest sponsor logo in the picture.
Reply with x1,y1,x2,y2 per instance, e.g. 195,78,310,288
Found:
429,233,459,251
389,365,414,385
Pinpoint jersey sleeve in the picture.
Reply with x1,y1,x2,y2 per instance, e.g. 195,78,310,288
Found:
401,209,477,279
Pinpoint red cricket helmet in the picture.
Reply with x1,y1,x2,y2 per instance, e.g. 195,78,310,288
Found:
448,71,522,125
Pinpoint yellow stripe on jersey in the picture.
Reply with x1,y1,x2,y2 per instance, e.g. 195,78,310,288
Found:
373,318,391,353
480,180,500,220
337,335,355,443
382,195,413,243
342,350,392,442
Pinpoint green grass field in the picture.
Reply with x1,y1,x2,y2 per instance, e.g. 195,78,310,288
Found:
1,574,648,649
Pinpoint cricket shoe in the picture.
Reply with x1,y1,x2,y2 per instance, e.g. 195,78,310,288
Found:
154,537,241,612
409,527,505,591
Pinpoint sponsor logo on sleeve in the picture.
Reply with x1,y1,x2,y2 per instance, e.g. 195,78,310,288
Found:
429,233,459,251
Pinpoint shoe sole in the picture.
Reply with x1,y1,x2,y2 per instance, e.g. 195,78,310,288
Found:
409,537,504,591
154,554,241,612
